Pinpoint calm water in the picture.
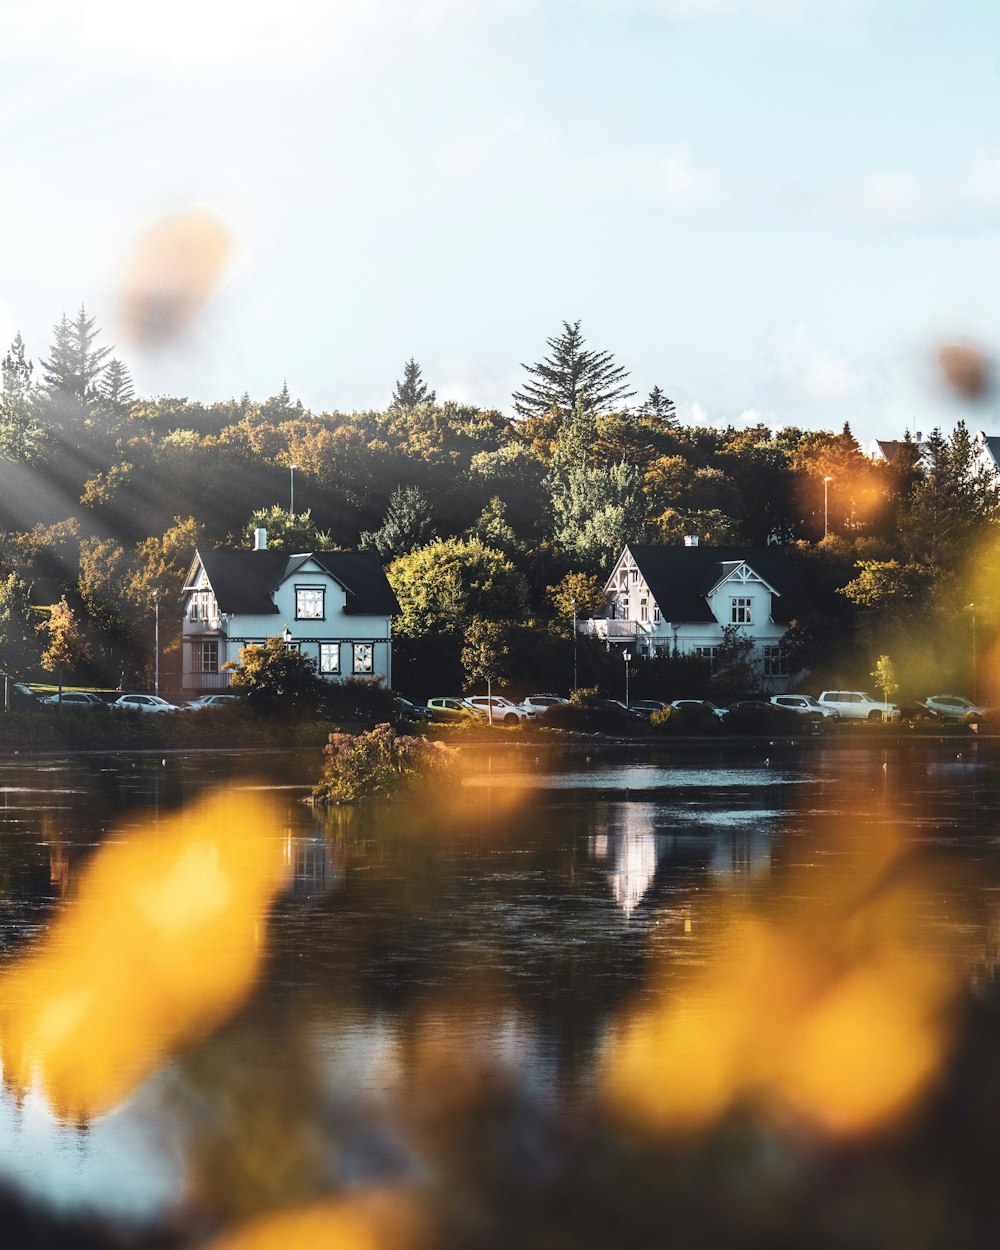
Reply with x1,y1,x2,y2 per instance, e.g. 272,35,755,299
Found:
1,740,1000,1242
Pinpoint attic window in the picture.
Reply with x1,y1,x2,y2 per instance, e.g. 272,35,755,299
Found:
731,596,752,625
296,586,325,620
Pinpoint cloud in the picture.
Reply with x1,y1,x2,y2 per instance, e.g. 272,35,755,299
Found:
763,324,859,408
806,155,1000,231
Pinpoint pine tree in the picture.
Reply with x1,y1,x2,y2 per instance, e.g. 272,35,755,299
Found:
0,332,45,461
642,385,678,425
99,358,135,417
513,320,635,419
38,306,114,435
359,485,435,558
391,358,435,408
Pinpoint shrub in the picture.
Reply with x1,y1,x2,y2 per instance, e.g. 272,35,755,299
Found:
313,723,456,803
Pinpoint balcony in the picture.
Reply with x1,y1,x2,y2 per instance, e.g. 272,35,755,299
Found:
577,618,639,641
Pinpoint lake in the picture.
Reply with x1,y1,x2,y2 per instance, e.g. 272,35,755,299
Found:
1,739,999,1249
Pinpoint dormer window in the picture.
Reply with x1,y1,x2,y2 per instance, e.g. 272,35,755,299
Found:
189,590,216,622
731,596,752,625
296,586,325,620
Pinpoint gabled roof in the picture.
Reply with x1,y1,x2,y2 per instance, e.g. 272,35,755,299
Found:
979,436,1000,468
620,544,810,625
190,549,400,617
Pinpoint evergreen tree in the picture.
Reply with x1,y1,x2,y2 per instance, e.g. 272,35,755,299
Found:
359,485,435,558
0,332,45,461
391,358,435,408
513,320,635,419
641,385,678,426
38,306,114,435
99,358,135,417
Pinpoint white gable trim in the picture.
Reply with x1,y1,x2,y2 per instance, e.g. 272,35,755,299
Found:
706,562,781,599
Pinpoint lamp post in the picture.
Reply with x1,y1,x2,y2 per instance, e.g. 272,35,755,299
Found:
289,464,297,516
282,623,292,647
623,650,631,708
967,603,977,703
823,476,833,539
571,597,578,693
153,589,160,697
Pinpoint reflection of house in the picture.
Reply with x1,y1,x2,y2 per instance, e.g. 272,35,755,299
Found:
181,531,399,692
578,542,810,691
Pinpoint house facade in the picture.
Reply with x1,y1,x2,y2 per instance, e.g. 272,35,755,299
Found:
181,538,399,692
578,542,811,691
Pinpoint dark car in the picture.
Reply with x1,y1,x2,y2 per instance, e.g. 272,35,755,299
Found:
720,699,824,734
3,681,42,711
394,696,433,723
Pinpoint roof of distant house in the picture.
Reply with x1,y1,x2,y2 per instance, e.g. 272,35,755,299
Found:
617,544,812,625
192,549,400,617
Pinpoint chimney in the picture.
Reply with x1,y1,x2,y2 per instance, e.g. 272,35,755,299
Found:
254,528,267,551
684,535,700,547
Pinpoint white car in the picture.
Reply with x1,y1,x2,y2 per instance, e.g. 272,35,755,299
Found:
922,694,988,722
817,690,899,722
465,695,535,724
520,694,569,715
110,694,181,713
40,690,107,708
185,694,238,710
771,694,839,719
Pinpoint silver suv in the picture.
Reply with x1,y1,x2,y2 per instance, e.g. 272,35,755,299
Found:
771,694,839,719
817,690,900,722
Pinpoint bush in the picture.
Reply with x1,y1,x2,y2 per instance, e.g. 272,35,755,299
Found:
649,703,719,735
313,723,456,803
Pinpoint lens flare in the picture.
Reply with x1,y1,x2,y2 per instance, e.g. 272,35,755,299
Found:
201,1190,434,1250
119,210,232,346
0,786,288,1119
601,815,962,1139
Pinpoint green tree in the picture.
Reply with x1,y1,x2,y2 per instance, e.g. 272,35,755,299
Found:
242,506,334,552
387,537,530,638
870,653,899,720
99,358,135,419
902,423,1000,568
641,385,678,425
224,636,324,709
464,497,519,556
513,320,635,419
38,306,114,431
546,571,605,627
0,573,41,677
36,596,92,702
712,625,758,699
0,332,45,462
461,617,513,721
391,358,435,408
359,485,435,558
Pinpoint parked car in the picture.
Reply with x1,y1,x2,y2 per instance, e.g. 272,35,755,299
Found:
629,699,670,720
40,690,107,708
110,694,181,713
465,695,535,724
770,694,840,719
184,694,238,710
720,699,824,734
671,699,724,717
393,696,433,723
921,694,988,722
4,681,42,710
426,697,484,722
520,694,569,715
817,690,900,722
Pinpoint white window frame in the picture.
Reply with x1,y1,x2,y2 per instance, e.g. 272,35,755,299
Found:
295,585,326,620
194,640,218,673
693,645,719,674
731,596,753,625
320,643,340,674
353,643,373,674
763,645,787,677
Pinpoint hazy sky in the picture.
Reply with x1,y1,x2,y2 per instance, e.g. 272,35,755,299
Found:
3,0,999,444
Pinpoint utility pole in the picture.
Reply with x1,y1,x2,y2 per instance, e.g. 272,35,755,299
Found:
571,597,578,693
153,589,160,697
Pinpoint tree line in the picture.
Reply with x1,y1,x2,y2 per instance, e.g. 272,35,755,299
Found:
0,310,997,699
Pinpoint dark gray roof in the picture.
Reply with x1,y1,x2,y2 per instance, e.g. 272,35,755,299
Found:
195,549,399,617
623,544,811,625
981,436,1000,468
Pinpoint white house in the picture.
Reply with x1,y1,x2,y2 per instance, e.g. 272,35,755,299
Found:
578,541,812,690
180,532,399,692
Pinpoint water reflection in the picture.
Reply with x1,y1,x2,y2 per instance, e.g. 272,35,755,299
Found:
0,745,999,1247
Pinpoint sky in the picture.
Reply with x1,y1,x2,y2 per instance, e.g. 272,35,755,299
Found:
2,0,999,446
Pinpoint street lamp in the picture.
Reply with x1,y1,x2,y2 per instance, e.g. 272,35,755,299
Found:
282,623,292,646
153,589,160,697
289,464,297,516
571,597,578,693
623,650,631,707
966,603,977,703
823,476,833,539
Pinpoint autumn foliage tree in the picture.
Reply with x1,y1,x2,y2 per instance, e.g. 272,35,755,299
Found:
37,596,92,701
